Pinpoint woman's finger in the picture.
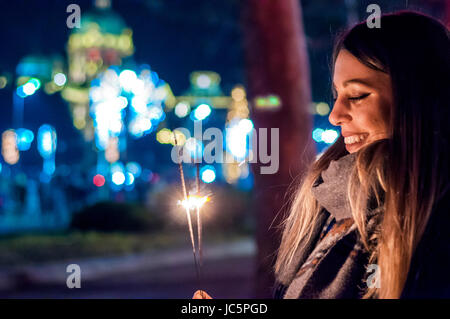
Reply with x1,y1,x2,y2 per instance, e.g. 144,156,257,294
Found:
192,290,212,299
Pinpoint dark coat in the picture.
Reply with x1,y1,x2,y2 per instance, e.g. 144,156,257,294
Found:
401,191,450,298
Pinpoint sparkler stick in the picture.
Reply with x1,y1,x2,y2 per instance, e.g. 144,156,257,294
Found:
194,141,205,298
194,162,206,298
173,133,201,284
195,159,203,267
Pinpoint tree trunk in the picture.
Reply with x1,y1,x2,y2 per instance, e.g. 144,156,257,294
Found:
242,0,315,298
446,0,450,27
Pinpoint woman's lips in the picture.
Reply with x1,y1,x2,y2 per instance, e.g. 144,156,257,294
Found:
343,133,369,152
344,133,368,145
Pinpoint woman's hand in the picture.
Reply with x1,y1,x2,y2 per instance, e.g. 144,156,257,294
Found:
192,290,213,299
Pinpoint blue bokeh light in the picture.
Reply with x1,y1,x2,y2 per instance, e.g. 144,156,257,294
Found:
200,165,216,183
192,103,212,121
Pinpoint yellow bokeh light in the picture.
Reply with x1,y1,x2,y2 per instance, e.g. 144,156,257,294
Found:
171,130,187,146
231,86,246,101
73,118,86,130
105,137,119,163
156,128,172,144
74,105,86,119
86,62,98,76
2,130,19,165
0,76,7,89
104,34,116,47
156,129,187,146
118,35,132,51
316,102,330,116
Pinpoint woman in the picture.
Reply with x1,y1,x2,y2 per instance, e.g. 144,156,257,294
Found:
195,11,450,299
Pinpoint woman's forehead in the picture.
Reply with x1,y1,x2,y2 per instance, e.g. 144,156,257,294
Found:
333,50,389,89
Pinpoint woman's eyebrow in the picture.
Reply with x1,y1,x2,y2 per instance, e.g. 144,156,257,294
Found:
332,78,373,90
343,78,373,87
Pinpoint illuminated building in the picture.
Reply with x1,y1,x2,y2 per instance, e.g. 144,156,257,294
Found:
62,0,135,142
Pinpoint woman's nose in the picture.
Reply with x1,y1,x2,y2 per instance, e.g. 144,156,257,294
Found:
329,99,351,126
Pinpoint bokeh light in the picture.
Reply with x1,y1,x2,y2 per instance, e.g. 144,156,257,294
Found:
16,128,34,151
201,165,216,183
1,130,20,165
174,102,190,118
192,103,211,121
37,124,57,159
312,128,324,142
22,82,36,95
126,162,141,178
112,171,125,185
316,102,330,116
322,129,339,144
119,69,137,91
196,74,211,88
93,174,106,187
54,73,67,86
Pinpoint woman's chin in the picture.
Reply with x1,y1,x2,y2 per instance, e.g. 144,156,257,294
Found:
345,141,366,153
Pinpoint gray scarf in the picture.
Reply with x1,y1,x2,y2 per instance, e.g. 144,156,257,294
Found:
276,152,357,286
311,152,357,221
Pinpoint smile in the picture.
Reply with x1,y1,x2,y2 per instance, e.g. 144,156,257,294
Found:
344,134,368,145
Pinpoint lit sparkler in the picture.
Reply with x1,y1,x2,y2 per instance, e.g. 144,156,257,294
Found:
173,133,200,284
173,133,210,298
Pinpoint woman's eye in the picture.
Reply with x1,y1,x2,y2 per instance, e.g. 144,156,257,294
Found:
348,93,370,101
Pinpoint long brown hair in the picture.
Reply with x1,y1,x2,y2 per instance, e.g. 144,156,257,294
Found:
275,11,450,298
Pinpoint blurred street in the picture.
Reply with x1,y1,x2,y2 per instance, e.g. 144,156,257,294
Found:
0,239,256,299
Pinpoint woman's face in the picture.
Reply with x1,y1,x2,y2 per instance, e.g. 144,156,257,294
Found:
330,49,393,153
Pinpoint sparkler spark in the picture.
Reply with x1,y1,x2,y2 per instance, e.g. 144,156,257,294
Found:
178,195,210,211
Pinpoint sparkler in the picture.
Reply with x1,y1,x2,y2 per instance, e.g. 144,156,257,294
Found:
173,133,210,297
173,133,200,284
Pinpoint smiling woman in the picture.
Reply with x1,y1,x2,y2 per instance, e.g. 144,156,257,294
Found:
273,11,450,299
330,49,392,154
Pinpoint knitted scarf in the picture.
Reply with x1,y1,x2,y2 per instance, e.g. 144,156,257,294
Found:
276,152,357,286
